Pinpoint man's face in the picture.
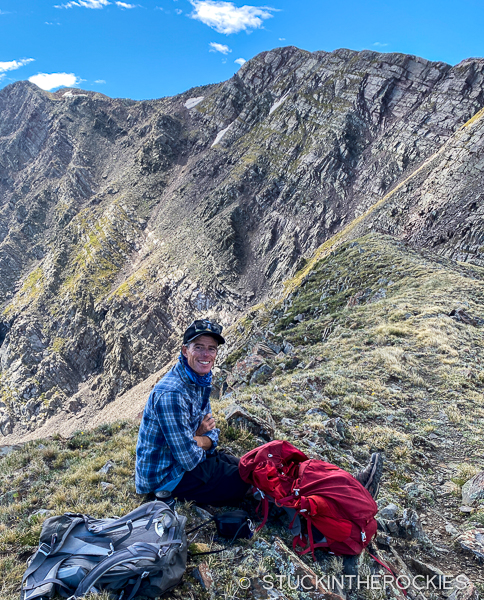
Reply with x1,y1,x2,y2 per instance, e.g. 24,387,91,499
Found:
182,334,218,375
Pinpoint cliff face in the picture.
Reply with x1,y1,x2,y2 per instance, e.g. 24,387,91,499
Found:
1,46,484,436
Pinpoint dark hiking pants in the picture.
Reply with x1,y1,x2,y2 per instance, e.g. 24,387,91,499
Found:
172,452,251,506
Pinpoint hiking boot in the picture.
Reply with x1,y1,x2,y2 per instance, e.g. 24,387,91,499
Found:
354,453,383,499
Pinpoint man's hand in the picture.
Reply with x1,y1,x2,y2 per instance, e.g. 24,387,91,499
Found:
193,435,213,450
196,413,215,436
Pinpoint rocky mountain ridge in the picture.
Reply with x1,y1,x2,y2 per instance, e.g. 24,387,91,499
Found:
1,46,484,437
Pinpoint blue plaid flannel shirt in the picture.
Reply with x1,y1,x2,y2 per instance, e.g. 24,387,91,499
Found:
135,360,219,494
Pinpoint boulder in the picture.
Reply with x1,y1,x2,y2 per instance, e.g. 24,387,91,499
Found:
445,523,459,536
0,414,13,436
456,528,484,561
272,537,346,600
461,470,484,505
227,355,266,386
403,482,435,500
379,503,399,520
252,341,278,358
399,508,426,540
306,407,329,418
438,480,460,497
408,557,444,579
320,417,346,444
224,404,274,441
445,575,479,600
28,509,53,522
192,562,213,590
282,340,294,354
249,364,274,385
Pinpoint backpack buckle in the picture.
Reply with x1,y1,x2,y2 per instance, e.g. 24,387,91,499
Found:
293,488,300,496
38,543,52,556
141,571,150,579
107,543,115,556
361,531,366,542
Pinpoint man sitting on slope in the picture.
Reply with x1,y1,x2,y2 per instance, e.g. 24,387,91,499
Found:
135,318,383,507
135,319,250,506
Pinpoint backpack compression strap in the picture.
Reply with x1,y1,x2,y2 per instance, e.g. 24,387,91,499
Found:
70,540,182,599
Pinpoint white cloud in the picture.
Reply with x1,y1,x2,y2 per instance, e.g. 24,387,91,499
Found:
29,72,80,90
209,42,231,54
373,42,388,47
0,58,35,73
175,8,182,13
189,0,275,34
0,74,5,81
116,1,137,7
234,57,246,65
278,37,285,41
95,79,106,83
55,0,110,8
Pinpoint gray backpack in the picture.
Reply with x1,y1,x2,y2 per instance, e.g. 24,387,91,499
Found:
21,501,187,600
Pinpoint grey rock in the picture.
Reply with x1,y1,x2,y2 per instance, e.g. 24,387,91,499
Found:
322,417,346,438
249,364,274,385
98,460,115,474
282,341,295,355
445,574,479,600
305,407,329,418
0,444,22,456
408,557,444,578
462,470,484,505
379,503,399,520
386,520,400,535
100,481,115,491
224,403,274,441
28,509,53,522
456,528,484,562
0,491,17,505
399,508,426,540
194,506,213,521
403,481,435,500
191,563,213,590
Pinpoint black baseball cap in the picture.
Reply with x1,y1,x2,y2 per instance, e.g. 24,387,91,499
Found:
183,319,225,345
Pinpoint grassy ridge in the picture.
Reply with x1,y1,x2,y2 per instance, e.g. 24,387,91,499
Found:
2,233,484,598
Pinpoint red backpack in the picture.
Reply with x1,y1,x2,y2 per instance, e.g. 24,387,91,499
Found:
239,440,378,558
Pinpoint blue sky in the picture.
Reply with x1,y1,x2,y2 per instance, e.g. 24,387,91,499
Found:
1,0,484,100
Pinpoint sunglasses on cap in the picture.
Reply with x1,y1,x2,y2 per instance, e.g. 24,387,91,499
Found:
192,319,223,335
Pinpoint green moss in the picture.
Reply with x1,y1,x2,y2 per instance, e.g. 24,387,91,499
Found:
51,337,67,355
3,266,45,317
